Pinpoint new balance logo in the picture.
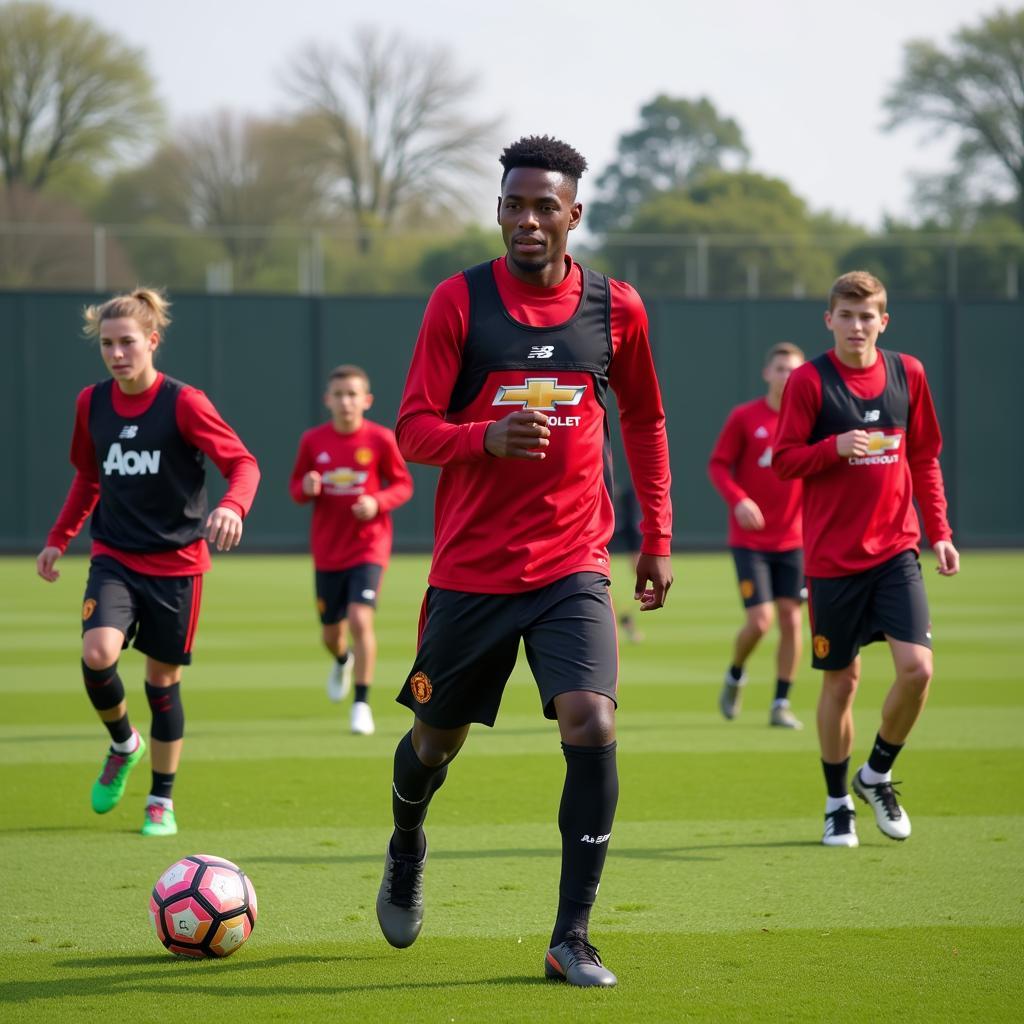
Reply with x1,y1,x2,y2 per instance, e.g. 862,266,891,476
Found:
863,409,880,423
118,425,139,439
102,442,161,476
528,345,554,359
580,833,611,844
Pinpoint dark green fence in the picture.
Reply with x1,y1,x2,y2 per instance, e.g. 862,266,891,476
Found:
2,290,1021,553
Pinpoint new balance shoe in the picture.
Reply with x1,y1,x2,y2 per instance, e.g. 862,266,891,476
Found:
822,802,858,847
770,704,803,729
326,653,353,703
350,701,375,735
718,669,746,720
91,731,147,813
545,932,617,987
141,801,178,837
376,841,426,948
852,770,911,841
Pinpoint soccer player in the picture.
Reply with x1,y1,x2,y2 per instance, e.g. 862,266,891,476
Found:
774,270,959,848
289,365,413,735
708,342,805,729
375,136,673,987
36,288,260,836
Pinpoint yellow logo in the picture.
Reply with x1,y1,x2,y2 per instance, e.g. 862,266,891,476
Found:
82,598,96,621
355,447,373,466
322,467,367,490
813,635,830,659
739,579,755,600
409,671,432,704
492,378,587,411
866,431,902,453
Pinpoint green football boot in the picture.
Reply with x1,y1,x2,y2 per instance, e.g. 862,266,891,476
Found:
141,802,178,837
91,732,147,813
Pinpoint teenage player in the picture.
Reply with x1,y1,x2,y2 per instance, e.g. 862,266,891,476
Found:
36,288,260,836
708,342,805,729
375,136,673,987
774,270,959,848
289,365,413,736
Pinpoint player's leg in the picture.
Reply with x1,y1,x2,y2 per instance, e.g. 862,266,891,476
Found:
378,586,518,949
851,553,933,840
720,549,773,720
317,570,353,702
133,572,201,836
81,559,146,813
770,597,803,728
344,565,383,734
526,573,619,987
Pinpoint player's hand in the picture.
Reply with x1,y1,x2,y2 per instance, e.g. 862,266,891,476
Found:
733,498,765,531
635,553,673,611
36,546,62,582
206,507,243,551
351,495,379,521
933,540,960,576
484,411,550,460
302,470,323,496
836,429,870,457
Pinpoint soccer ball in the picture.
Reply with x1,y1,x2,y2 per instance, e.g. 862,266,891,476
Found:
150,854,258,958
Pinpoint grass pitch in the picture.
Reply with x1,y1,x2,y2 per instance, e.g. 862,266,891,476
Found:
1,551,1022,1022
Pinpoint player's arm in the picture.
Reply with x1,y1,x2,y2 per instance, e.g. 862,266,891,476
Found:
903,356,959,576
772,367,849,479
708,410,764,531
396,277,495,465
177,389,261,551
370,432,414,513
289,433,321,502
607,282,673,609
38,388,100,582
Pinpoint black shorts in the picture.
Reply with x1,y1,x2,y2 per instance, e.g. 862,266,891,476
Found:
396,572,618,728
731,547,805,608
82,555,202,666
315,563,383,623
807,550,932,670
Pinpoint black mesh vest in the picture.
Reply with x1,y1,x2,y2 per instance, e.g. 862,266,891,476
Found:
808,349,909,443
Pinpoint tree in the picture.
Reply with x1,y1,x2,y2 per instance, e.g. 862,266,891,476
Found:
588,95,749,233
0,1,162,192
285,26,499,250
600,171,860,298
886,8,1024,227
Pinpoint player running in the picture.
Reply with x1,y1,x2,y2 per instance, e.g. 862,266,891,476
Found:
36,288,260,836
290,364,413,735
708,342,805,729
374,136,673,987
774,271,959,847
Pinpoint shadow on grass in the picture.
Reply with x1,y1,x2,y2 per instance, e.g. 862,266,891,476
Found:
0,953,547,1003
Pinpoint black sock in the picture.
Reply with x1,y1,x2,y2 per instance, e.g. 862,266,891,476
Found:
104,713,133,746
729,665,744,682
551,741,618,947
82,660,126,712
336,651,351,665
774,679,792,702
354,684,369,704
150,770,175,801
867,733,904,775
391,731,449,858
146,682,184,741
822,757,850,799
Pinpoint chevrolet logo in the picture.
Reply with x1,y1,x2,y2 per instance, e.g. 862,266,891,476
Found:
866,431,902,452
492,378,587,411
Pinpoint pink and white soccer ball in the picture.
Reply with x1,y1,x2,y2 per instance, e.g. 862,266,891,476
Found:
149,854,258,958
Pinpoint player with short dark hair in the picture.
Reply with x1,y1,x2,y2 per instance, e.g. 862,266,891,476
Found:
709,342,805,728
774,270,959,847
290,364,413,735
375,135,673,987
36,288,260,836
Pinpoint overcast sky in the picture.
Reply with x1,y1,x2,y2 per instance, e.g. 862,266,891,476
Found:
61,0,1005,230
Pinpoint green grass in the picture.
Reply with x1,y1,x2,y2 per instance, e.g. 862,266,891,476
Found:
1,552,1022,1022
